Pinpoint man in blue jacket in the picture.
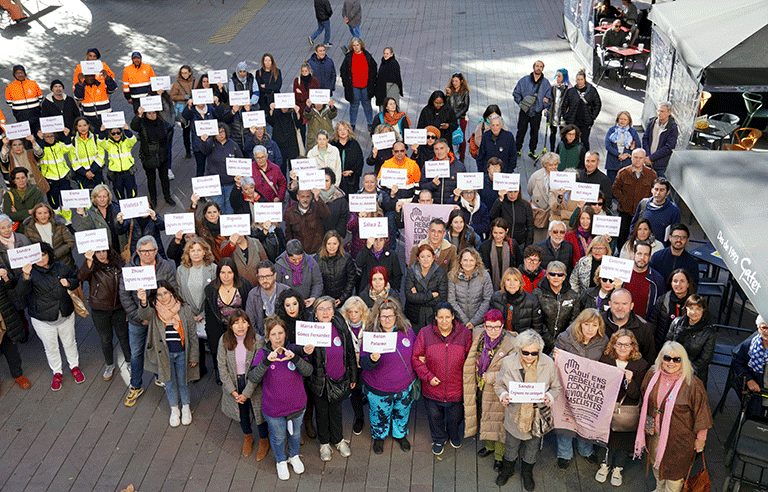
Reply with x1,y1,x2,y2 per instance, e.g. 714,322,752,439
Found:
307,44,336,96
476,115,516,173
641,102,679,178
630,177,680,245
513,60,552,160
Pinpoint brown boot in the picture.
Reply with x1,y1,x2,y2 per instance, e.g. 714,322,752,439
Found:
256,438,270,461
242,433,253,457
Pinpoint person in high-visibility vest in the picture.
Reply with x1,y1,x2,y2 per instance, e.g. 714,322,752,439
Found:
5,65,42,134
68,116,105,189
98,124,137,200
74,71,118,129
122,52,155,113
36,128,74,223
72,48,116,93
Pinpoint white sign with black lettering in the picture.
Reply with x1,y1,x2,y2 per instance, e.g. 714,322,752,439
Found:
40,115,65,134
60,189,91,209
101,111,126,129
591,215,622,237
359,217,388,239
291,158,317,172
371,132,396,150
298,169,325,190
164,213,196,236
600,255,634,283
226,157,252,176
508,382,546,403
252,203,283,223
120,196,150,219
192,175,222,197
4,121,31,140
493,173,520,191
194,119,219,137
424,160,450,179
571,182,600,202
362,332,397,354
404,128,427,146
241,110,266,128
75,228,109,254
208,70,228,84
457,172,484,190
8,243,42,269
192,88,214,105
379,168,407,188
141,95,163,112
229,90,250,106
309,89,330,104
122,266,157,291
274,93,296,109
150,76,171,91
80,60,103,75
220,214,251,236
295,321,332,347
550,171,576,191
349,194,377,213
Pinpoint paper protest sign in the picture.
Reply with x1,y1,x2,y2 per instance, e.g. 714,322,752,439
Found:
164,213,196,236
75,228,109,254
252,203,283,223
60,189,91,209
229,90,250,106
192,175,222,197
362,332,397,354
150,76,171,91
371,132,396,150
493,173,520,191
295,321,332,347
550,171,576,191
208,70,228,84
349,194,377,213
8,243,42,269
379,168,407,188
241,110,266,128
122,266,157,291
457,172,484,190
359,218,388,238
40,116,65,134
194,119,218,137
220,214,251,236
291,158,317,172
226,157,252,176
600,256,634,283
571,182,600,202
120,196,150,219
592,215,622,236
101,111,126,129
141,95,163,112
298,169,325,190
508,382,546,403
424,160,450,179
274,93,295,109
404,128,427,146
192,88,214,105
309,89,330,104
80,60,103,75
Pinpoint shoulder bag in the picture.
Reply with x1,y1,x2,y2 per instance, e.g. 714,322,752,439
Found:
611,394,641,432
519,78,543,114
395,341,421,400
68,285,90,318
682,453,711,492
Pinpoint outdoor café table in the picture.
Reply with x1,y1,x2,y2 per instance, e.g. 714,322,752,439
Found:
694,119,741,150
606,45,650,88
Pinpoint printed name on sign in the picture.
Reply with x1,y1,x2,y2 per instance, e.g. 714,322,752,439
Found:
404,128,427,146
8,243,42,269
371,132,396,150
571,182,600,202
241,110,266,128
122,266,158,291
80,60,103,75
550,171,576,191
60,189,91,209
298,169,325,190
379,168,407,188
164,213,196,236
120,196,150,219
226,157,253,176
507,381,546,403
309,89,330,104
208,70,228,84
192,88,214,105
252,203,283,223
291,158,317,172
362,332,397,354
219,214,251,236
75,228,109,254
493,173,521,191
101,111,126,129
457,172,484,190
141,95,163,112
424,160,450,178
274,93,295,109
295,321,332,347
229,90,250,106
40,115,65,133
5,121,31,140
192,175,222,197
349,194,377,213
359,217,388,239
591,215,622,237
600,255,634,283
150,76,171,91
194,119,219,137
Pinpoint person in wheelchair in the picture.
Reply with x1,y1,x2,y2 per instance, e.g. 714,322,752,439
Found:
734,315,768,417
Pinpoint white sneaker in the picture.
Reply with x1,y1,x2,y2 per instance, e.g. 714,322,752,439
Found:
181,404,192,425
169,407,181,427
168,169,175,180
611,467,623,486
288,455,304,474
276,461,289,480
335,439,351,457
103,364,115,381
319,443,332,461
154,377,165,388
596,463,610,483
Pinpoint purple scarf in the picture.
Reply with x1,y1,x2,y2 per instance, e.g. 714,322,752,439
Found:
288,256,304,286
477,332,503,375
576,226,591,240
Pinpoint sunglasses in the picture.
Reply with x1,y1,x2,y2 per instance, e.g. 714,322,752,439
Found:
110,132,122,136
521,350,539,357
600,278,613,282
548,272,566,277
662,355,682,363
426,135,437,140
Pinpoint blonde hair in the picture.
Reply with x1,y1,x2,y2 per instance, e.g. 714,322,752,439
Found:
586,235,612,257
500,267,524,295
654,341,694,385
449,247,486,282
180,237,215,268
332,121,356,141
571,308,605,344
341,296,371,326
91,184,112,203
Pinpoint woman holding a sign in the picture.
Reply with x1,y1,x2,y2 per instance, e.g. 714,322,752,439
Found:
23,203,76,269
182,96,217,177
1,135,46,191
448,247,493,331
68,117,105,189
190,195,236,262
404,244,449,332
74,184,122,255
360,298,416,454
2,167,45,235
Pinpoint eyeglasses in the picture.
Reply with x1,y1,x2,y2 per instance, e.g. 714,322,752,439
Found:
615,342,633,348
521,350,539,357
548,272,566,277
662,355,682,363
669,235,688,240
393,149,406,153
485,324,503,331
600,278,613,283
525,257,541,263
316,306,334,313
138,249,157,254
257,274,275,280
426,135,437,140
380,314,395,321
551,230,566,235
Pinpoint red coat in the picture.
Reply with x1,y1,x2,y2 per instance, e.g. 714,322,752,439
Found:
412,322,472,402
521,268,545,293
293,76,320,123
564,230,589,265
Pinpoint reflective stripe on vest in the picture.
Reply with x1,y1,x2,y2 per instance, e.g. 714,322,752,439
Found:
40,143,72,180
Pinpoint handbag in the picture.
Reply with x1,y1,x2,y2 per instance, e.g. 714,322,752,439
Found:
531,403,554,437
532,207,549,229
611,394,641,432
68,285,90,318
519,78,543,114
121,220,134,263
682,454,711,492
468,132,479,158
452,120,464,146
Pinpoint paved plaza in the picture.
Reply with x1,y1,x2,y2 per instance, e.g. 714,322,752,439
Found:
0,0,747,490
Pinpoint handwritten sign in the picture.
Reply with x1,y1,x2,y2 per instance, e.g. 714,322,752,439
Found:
75,228,109,254
150,76,171,91
592,215,622,236
274,92,295,109
194,119,219,137
141,95,163,112
298,169,325,190
309,89,330,105
508,381,546,403
192,175,222,197
8,243,42,269
226,157,253,176
600,255,634,283
424,160,450,178
362,332,397,354
349,194,377,213
379,168,407,188
359,217,388,239
550,171,576,191
404,128,427,146
252,203,283,223
5,121,31,140
295,321,332,347
219,214,251,236
291,158,317,172
192,88,214,105
122,266,157,291
120,196,150,219
241,110,266,128
493,173,520,191
40,115,65,134
371,132,396,150
101,111,126,129
229,90,250,106
208,70,228,84
457,172,484,190
164,213,196,236
60,189,91,209
80,60,103,75
571,182,600,202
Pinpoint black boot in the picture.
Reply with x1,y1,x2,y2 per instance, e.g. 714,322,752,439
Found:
521,461,535,491
495,459,516,486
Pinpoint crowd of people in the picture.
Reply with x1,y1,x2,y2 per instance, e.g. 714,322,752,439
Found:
0,21,756,488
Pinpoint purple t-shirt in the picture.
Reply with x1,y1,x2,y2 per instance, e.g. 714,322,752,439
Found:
252,350,307,418
325,324,346,379
361,328,416,393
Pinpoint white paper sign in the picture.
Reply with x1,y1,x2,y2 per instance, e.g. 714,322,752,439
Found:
457,172,484,190
291,158,317,172
359,217,388,239
226,157,252,176
600,255,634,283
592,215,622,236
219,214,251,236
150,76,171,91
309,89,330,105
371,132,396,150
362,332,398,354
379,168,407,188
119,196,150,219
192,88,214,105
298,169,325,190
208,70,228,84
75,228,109,254
571,182,600,202
550,171,576,191
101,111,126,129
424,160,450,179
60,189,91,209
493,173,520,191
404,128,427,146
80,60,103,75
192,175,222,197
122,266,157,291
40,115,65,134
295,321,332,347
508,381,546,403
194,119,219,137
164,213,196,236
5,121,31,140
349,194,377,213
274,93,295,109
252,203,283,223
141,95,163,112
8,243,42,269
241,110,266,128
229,90,250,106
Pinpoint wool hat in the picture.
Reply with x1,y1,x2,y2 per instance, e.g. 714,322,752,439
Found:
87,48,101,59
425,125,441,139
237,61,248,72
50,79,64,90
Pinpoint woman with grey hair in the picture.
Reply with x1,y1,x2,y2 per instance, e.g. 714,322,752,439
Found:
527,152,558,241
494,329,560,489
230,175,264,224
307,129,342,184
247,143,287,202
275,239,324,307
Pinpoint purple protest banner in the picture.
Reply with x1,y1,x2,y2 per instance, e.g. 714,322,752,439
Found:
402,203,455,251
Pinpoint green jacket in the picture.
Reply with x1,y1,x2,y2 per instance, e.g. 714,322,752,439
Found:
2,185,46,234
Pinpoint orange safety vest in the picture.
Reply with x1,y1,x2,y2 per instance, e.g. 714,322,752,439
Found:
72,61,116,93
122,63,155,99
5,79,42,112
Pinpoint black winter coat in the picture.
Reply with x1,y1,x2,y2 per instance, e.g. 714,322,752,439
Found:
0,276,24,343
561,83,602,127
489,289,544,335
322,194,350,239
305,312,358,403
315,253,357,306
649,290,688,352
340,50,377,103
666,314,716,386
404,263,448,332
417,105,458,147
532,277,579,351
536,237,575,275
375,56,403,107
355,245,402,292
575,285,613,313
331,139,364,196
15,262,79,322
489,197,535,247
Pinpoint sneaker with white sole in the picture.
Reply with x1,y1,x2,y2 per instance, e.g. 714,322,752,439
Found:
124,386,144,406
288,455,304,474
610,467,623,486
276,461,290,480
319,443,332,461
169,407,181,427
595,463,610,483
335,439,351,457
181,404,192,425
103,364,115,381
154,377,165,387
168,169,175,180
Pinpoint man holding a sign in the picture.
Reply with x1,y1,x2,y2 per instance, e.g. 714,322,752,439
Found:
6,65,43,133
200,124,244,214
40,80,80,137
420,139,465,204
377,142,420,199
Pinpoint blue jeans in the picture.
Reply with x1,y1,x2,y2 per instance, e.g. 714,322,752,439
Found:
349,86,373,128
211,184,235,215
128,322,148,389
264,411,304,462
424,397,463,445
366,383,413,440
556,433,593,460
347,24,360,40
311,20,331,44
164,350,191,407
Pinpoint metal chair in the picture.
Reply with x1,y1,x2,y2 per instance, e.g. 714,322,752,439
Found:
699,113,740,148
743,92,768,129
722,128,763,151
714,332,757,414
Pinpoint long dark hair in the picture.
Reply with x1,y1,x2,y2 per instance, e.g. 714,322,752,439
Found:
222,309,256,351
482,104,502,121
276,288,308,322
214,258,242,290
427,90,447,109
447,208,478,252
92,248,124,270
626,218,655,255
148,280,186,308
